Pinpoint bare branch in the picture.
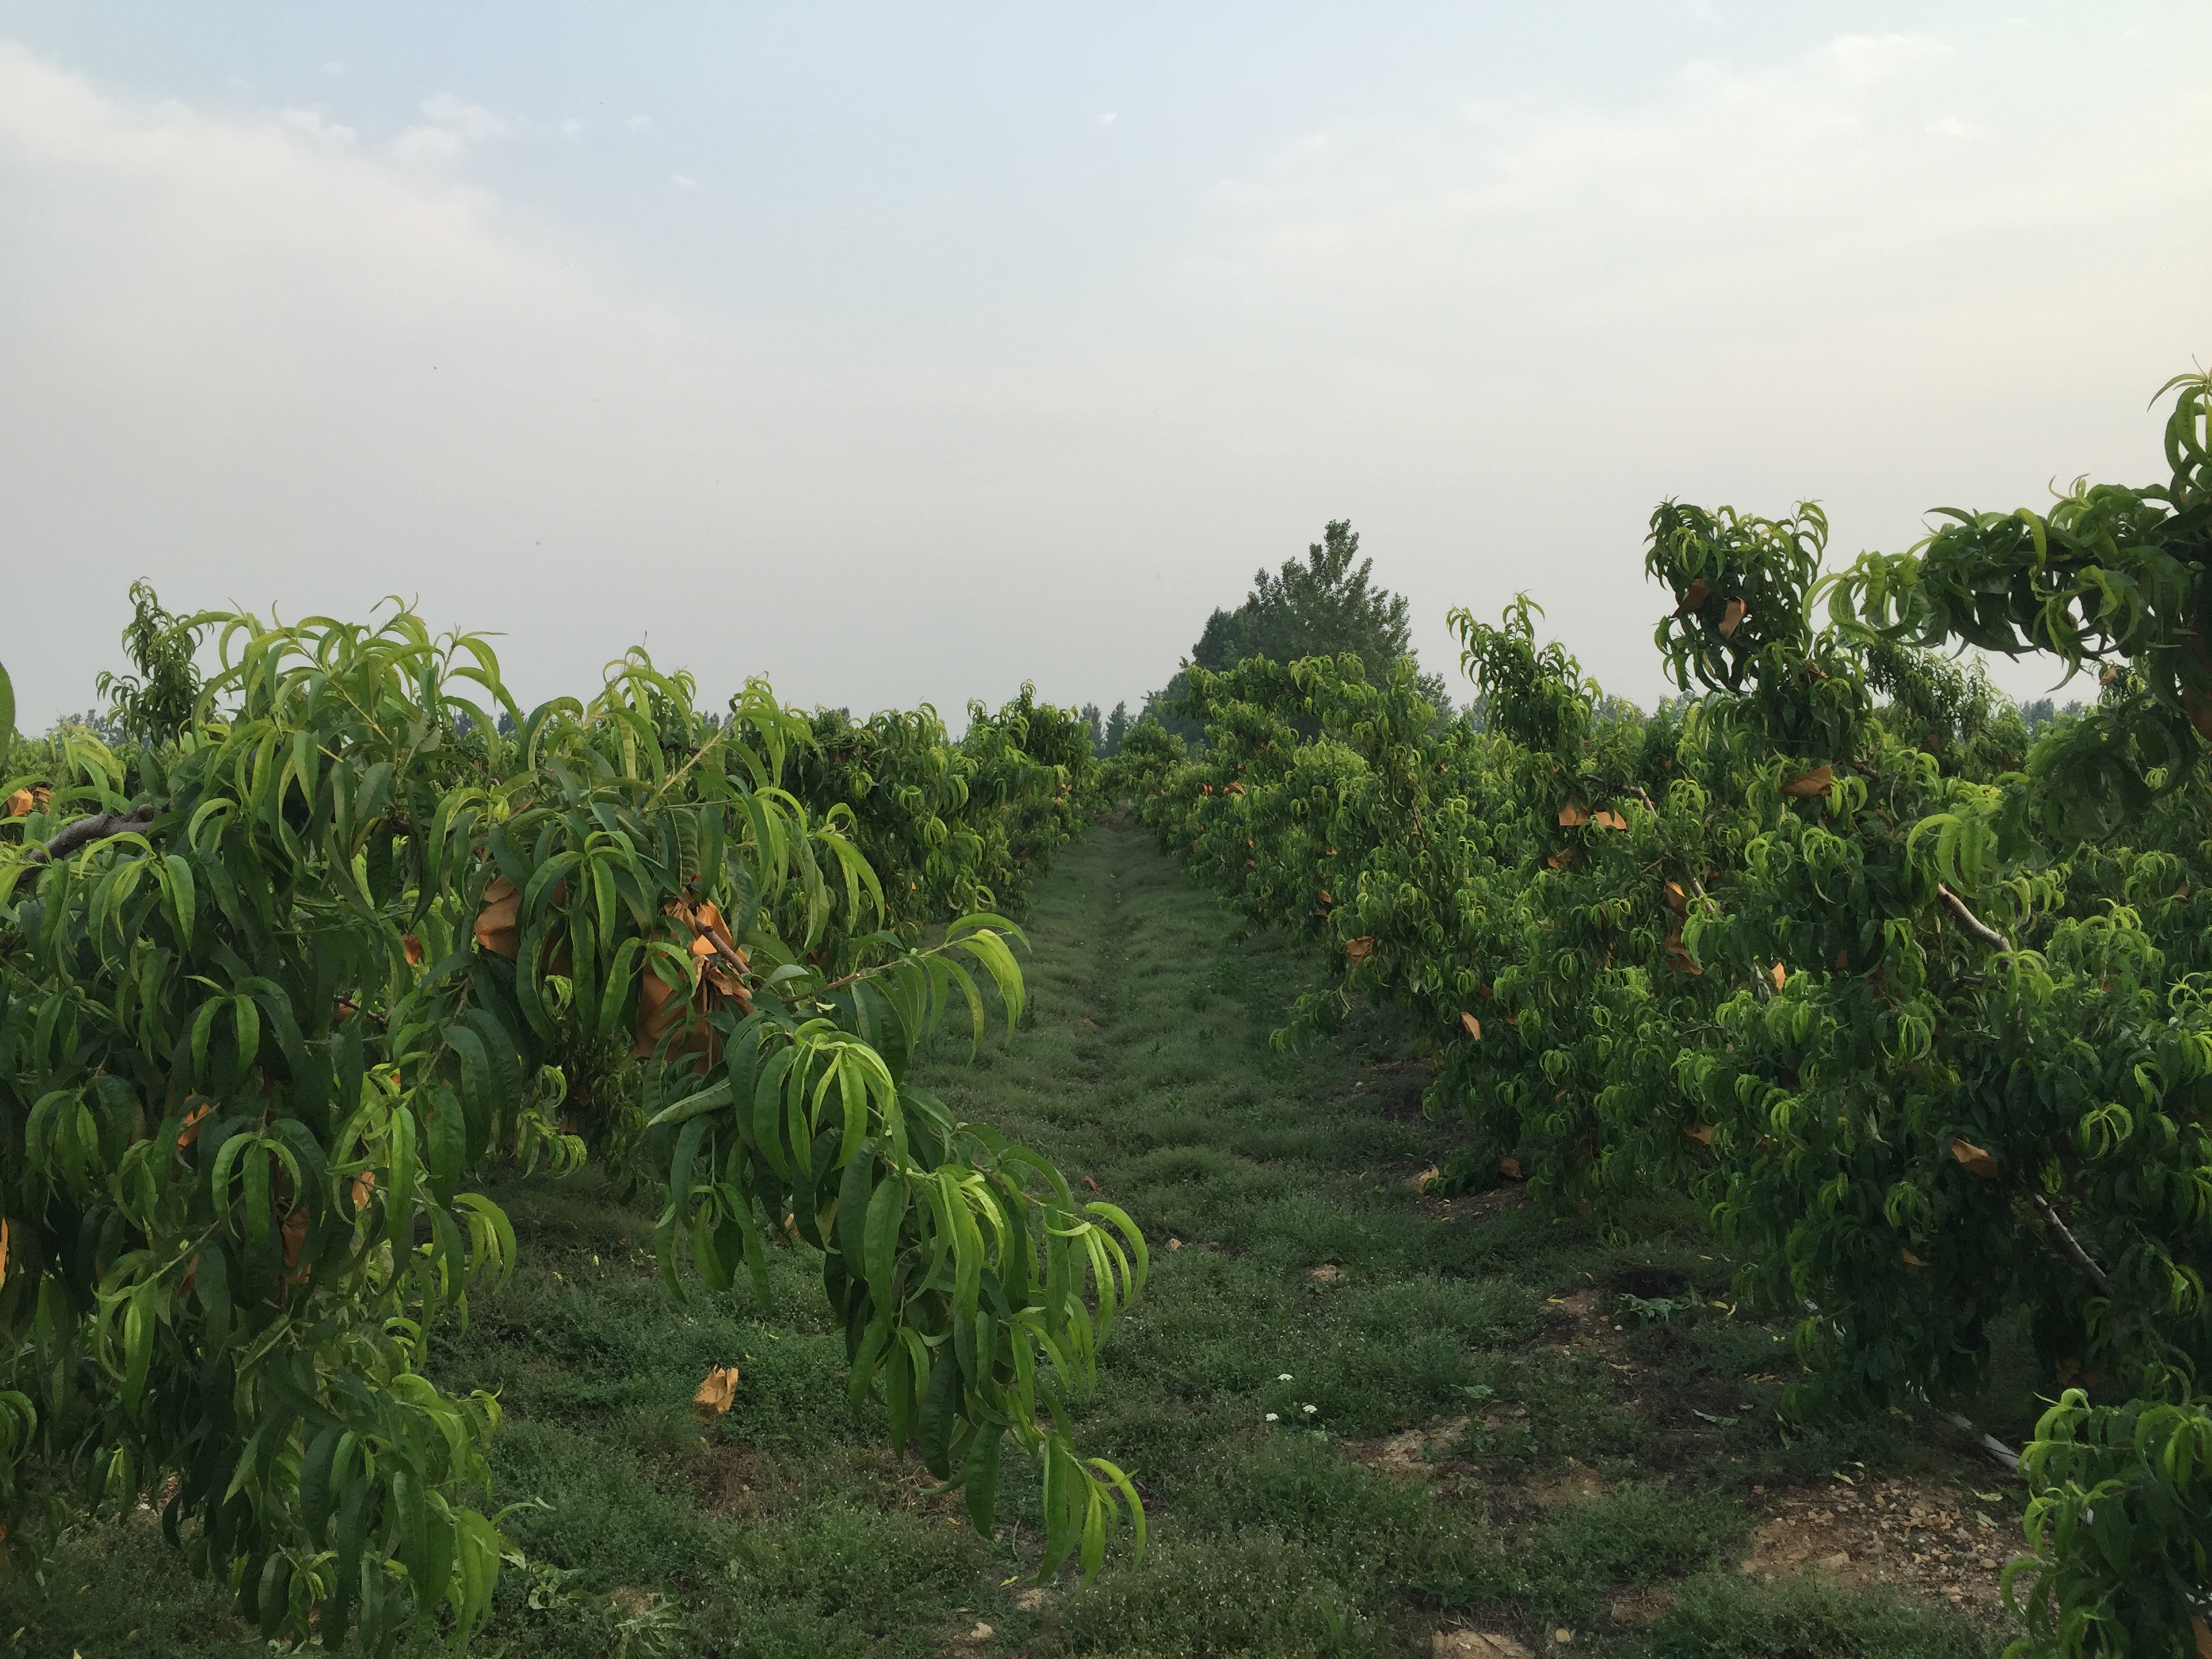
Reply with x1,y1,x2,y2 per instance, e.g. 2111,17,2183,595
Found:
2032,1194,2112,1295
22,806,158,867
1937,883,2012,952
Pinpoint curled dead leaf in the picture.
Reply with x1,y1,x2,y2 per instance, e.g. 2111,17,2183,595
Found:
1591,810,1628,831
352,1168,377,1212
1547,848,1579,870
1167,1237,1183,1251
282,1206,309,1275
1769,962,1786,992
1498,1155,1523,1180
1950,1137,1999,1179
1678,577,1709,614
1902,1249,1928,1267
474,876,523,961
1719,597,1747,638
0,1216,9,1290
1412,1164,1442,1192
637,899,754,1065
403,934,424,966
1683,1123,1714,1146
1226,781,1244,794
1461,1011,1482,1040
3,789,31,819
1345,935,1376,964
1662,928,1702,975
177,1101,213,1150
1663,880,1687,914
1779,765,1835,799
693,1364,741,1420
1557,803,1591,827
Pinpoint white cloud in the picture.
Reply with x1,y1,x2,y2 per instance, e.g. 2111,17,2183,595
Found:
279,107,356,144
626,113,651,131
0,24,2205,726
1817,32,1948,85
671,172,697,189
1098,111,1118,127
392,91,513,163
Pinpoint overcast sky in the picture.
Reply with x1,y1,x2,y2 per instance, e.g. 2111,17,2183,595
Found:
2,3,2206,729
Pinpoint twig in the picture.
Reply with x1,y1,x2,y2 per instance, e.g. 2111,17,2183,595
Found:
1936,883,2012,951
1942,1411,2022,1473
2031,1195,2112,1294
23,806,158,866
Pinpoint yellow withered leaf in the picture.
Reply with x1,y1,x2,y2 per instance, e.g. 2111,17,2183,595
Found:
282,1206,308,1269
1345,936,1376,964
1460,1011,1481,1040
1902,1249,1928,1268
693,1365,742,1420
3,789,31,819
1557,803,1591,827
474,876,523,961
1592,810,1628,831
1770,962,1786,992
1950,1137,1999,1179
1779,765,1835,799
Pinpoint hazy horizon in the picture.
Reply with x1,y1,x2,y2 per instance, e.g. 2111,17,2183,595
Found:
3,4,2207,729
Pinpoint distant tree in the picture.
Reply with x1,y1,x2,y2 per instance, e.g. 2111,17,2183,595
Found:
2020,695,2087,732
1193,521,1411,679
1080,701,1105,754
1103,701,1131,757
1148,520,1448,742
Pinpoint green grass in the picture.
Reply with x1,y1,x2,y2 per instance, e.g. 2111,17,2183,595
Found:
1,826,2015,1658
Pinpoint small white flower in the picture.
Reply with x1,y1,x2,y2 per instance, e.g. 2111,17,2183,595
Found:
1303,1404,1318,1415
1278,1373,1293,1382
1264,1412,1279,1422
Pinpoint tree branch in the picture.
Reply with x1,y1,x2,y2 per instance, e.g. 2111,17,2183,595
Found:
1936,883,2012,951
2031,1194,2112,1295
23,806,158,866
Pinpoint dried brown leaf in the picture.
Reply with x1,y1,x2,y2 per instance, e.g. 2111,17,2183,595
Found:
693,1364,741,1419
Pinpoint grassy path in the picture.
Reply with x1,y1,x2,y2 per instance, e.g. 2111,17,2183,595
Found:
5,827,2011,1658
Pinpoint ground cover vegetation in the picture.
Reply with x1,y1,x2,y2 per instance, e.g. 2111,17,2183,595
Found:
1,824,2010,1658
1117,373,2212,1658
0,600,1134,1654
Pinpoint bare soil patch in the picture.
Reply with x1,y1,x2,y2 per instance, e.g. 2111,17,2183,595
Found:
1740,1476,2023,1625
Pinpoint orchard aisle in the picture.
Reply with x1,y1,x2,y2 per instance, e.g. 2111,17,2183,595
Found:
0,826,2014,1659
899,825,2015,1659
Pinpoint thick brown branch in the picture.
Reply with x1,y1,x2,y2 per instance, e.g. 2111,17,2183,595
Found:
24,806,158,866
2031,1195,2112,1295
1936,883,2012,952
